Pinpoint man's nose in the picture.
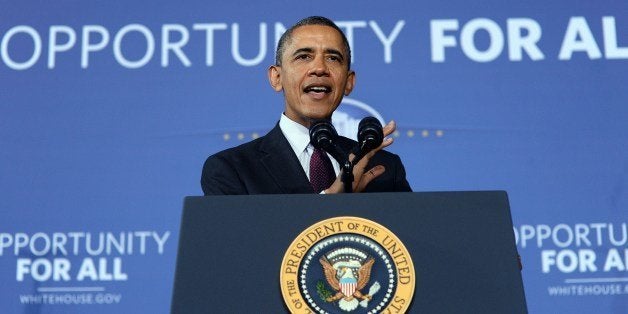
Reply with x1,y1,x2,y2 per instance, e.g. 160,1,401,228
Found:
308,55,329,76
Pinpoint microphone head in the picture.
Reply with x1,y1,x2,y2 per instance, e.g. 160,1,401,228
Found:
309,119,338,150
358,117,383,150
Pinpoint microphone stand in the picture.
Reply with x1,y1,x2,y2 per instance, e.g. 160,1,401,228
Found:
344,141,371,193
341,159,353,193
321,143,353,193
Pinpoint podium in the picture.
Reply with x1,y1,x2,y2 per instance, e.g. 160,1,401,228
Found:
171,191,527,313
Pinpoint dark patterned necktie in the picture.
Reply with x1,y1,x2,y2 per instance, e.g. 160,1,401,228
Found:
309,147,336,193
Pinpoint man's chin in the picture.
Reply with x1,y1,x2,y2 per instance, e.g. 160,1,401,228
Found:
305,111,333,122
304,104,339,119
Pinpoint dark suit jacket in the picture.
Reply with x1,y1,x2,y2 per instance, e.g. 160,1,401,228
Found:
201,124,411,195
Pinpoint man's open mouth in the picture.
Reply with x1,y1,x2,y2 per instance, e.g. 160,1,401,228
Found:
304,85,331,94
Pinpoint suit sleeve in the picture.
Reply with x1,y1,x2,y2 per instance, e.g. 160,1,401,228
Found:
392,154,412,192
363,152,412,193
201,154,248,195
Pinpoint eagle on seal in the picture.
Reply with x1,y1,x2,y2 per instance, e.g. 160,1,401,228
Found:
320,256,376,311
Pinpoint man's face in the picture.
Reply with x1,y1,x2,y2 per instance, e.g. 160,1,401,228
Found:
269,25,355,128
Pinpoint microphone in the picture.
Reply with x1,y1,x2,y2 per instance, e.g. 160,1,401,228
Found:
309,119,338,152
352,117,384,165
358,117,384,150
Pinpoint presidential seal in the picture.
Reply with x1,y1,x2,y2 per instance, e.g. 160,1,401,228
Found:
280,217,415,313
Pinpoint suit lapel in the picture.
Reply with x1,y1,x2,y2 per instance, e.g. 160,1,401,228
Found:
258,124,314,194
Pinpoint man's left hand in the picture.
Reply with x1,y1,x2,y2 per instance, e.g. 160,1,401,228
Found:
323,120,397,194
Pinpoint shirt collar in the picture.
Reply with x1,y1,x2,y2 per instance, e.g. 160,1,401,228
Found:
279,113,311,156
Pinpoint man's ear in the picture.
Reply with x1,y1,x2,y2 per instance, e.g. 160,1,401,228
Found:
268,65,283,92
344,70,356,96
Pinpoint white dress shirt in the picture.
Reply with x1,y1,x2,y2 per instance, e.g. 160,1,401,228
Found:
279,114,340,181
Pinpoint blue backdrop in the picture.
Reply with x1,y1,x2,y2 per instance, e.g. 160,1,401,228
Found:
1,1,626,313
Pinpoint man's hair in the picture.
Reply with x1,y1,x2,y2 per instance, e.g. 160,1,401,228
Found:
275,16,352,70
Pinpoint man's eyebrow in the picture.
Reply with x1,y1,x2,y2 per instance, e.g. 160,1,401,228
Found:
325,48,344,59
292,47,314,56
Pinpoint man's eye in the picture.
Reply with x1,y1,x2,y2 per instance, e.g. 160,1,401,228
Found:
296,54,310,60
328,55,341,62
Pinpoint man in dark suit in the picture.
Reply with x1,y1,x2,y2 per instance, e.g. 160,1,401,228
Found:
201,16,411,195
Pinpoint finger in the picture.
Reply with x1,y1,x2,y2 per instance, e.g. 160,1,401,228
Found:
382,120,396,137
323,175,344,194
368,121,395,156
347,152,356,163
378,137,393,150
361,137,393,162
355,165,385,192
352,138,389,172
